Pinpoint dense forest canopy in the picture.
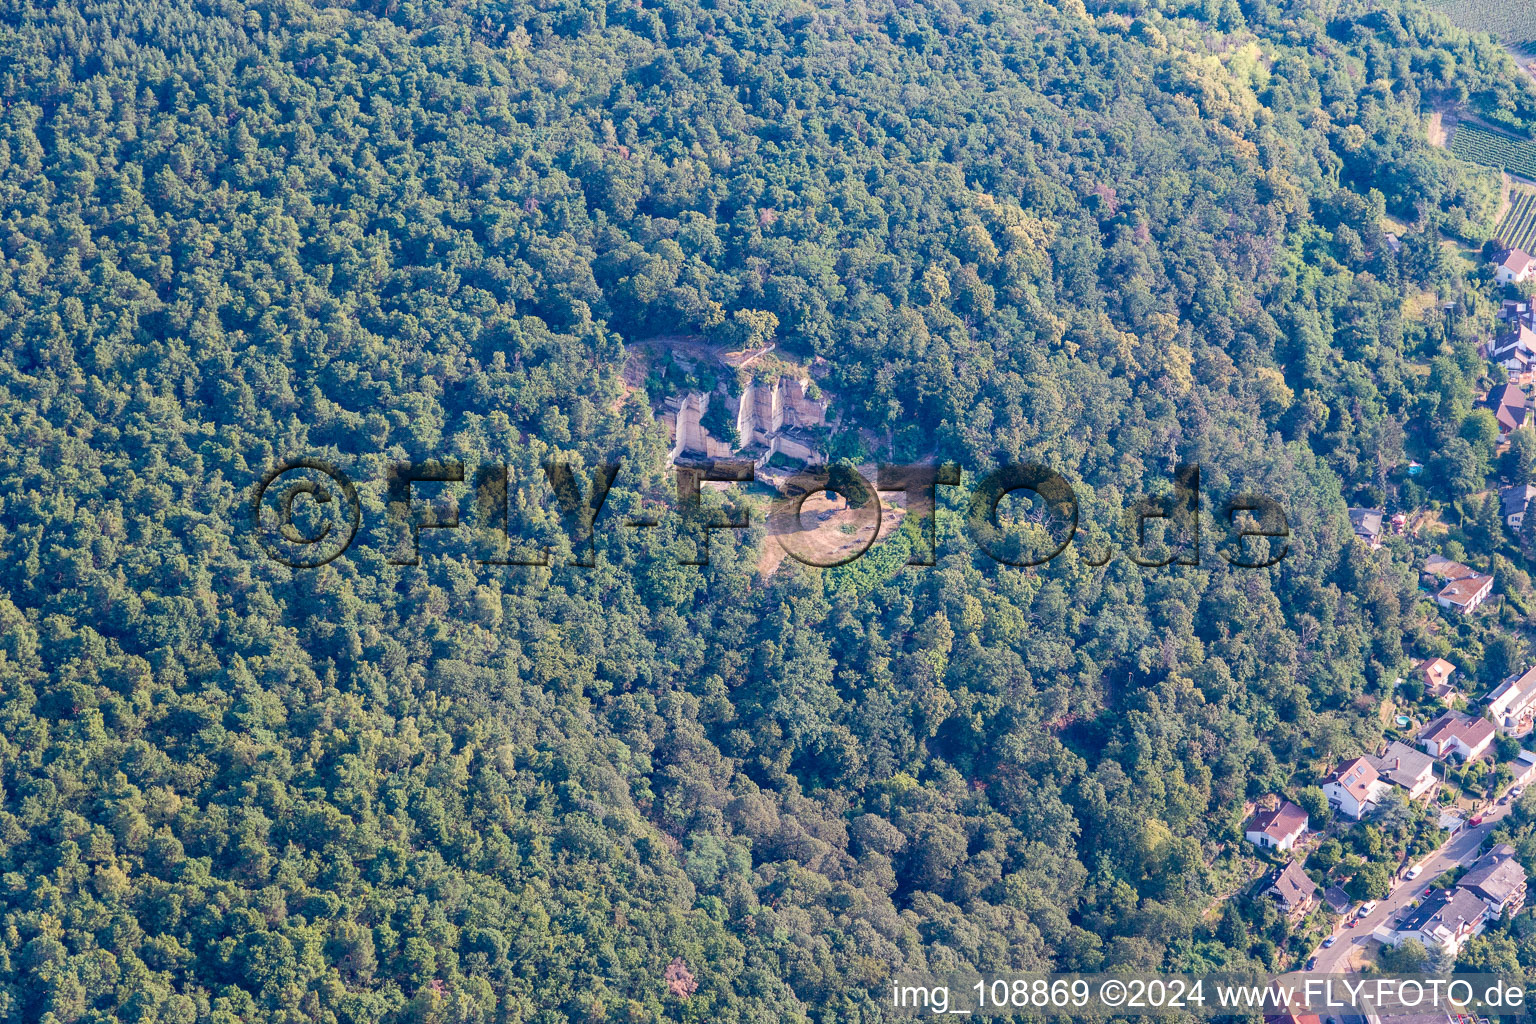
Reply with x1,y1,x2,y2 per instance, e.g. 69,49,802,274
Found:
2,0,1535,1020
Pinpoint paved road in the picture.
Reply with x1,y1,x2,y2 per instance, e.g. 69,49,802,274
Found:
1309,795,1517,972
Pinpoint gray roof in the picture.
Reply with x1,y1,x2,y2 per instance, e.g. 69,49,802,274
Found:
1366,741,1435,789
1504,484,1536,520
1460,844,1526,905
1323,884,1352,913
1398,886,1487,934
1349,507,1385,540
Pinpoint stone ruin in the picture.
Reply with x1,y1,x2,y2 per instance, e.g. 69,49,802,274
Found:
663,374,829,471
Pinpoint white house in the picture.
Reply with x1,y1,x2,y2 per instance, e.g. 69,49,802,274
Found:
1321,757,1391,819
1489,666,1536,736
1244,800,1309,852
1497,247,1536,286
1489,324,1536,384
1504,484,1536,529
1436,573,1494,614
1418,711,1495,761
1516,750,1536,787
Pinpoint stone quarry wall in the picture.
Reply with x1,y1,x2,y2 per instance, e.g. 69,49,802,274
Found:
667,376,829,464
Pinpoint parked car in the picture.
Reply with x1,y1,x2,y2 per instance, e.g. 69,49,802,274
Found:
1404,865,1422,880
1322,935,1336,948
1305,957,1317,971
1471,815,1485,826
1358,900,1378,917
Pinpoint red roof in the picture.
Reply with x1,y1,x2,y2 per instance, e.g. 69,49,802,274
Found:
1322,757,1380,801
1438,573,1494,608
1418,657,1455,691
1419,711,1495,751
1248,799,1309,840
1484,383,1530,431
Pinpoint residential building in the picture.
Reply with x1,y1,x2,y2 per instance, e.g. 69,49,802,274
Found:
1245,800,1309,852
1366,741,1436,799
1436,573,1494,614
1491,324,1536,384
1323,884,1352,915
1321,757,1391,819
1262,861,1317,920
1416,656,1457,698
1488,666,1536,736
1516,749,1536,786
1418,711,1495,761
1421,554,1475,589
1503,484,1536,529
1496,247,1536,286
1348,508,1385,549
1459,844,1527,917
1483,382,1531,439
1389,887,1489,956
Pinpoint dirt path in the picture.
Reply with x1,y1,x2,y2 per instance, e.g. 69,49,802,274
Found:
1428,107,1448,148
1506,44,1536,86
757,491,907,576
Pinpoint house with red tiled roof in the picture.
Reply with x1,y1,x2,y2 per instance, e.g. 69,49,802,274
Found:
1416,656,1457,698
1482,382,1530,439
1321,757,1391,819
1497,247,1536,286
1244,800,1309,852
1436,573,1494,615
1418,711,1495,761
1422,554,1474,585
